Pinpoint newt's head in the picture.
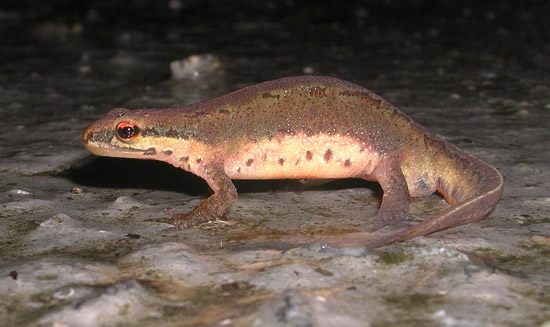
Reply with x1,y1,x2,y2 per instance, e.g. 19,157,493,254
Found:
83,107,191,161
83,108,148,159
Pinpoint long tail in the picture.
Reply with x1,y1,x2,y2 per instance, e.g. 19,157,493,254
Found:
367,137,503,249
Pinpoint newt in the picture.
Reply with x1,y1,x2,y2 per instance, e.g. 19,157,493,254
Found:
82,76,503,248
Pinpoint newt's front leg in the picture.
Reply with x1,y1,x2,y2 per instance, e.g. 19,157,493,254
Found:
147,161,237,229
365,160,415,231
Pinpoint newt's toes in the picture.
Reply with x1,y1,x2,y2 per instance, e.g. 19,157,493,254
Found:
146,212,209,229
145,217,184,230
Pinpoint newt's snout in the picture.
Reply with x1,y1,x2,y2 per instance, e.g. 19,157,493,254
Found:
82,126,93,145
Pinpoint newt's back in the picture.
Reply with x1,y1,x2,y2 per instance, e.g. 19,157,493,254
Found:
177,76,427,155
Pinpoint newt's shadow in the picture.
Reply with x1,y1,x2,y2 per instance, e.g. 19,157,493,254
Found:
65,156,381,196
65,157,208,196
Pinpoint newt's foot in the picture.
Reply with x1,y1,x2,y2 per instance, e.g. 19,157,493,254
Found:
145,213,210,230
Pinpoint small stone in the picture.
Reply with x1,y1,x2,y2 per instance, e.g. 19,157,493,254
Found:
303,66,315,74
70,186,83,194
125,233,141,239
7,189,31,195
170,54,223,80
449,93,461,99
9,271,18,280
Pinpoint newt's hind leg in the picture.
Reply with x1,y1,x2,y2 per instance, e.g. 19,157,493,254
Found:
365,160,415,231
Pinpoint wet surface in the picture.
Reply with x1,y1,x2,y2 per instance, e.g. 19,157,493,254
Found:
1,1,550,326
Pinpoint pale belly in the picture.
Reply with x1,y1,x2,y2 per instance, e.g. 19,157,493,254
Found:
224,133,381,180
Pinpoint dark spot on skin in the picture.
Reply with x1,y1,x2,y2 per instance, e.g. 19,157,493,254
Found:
344,159,351,167
143,148,156,155
278,128,295,135
196,158,202,164
417,178,429,191
278,158,285,166
306,151,313,160
237,167,241,173
423,134,442,151
339,90,369,98
164,150,173,155
142,127,160,136
324,149,332,162
180,156,189,162
308,87,326,98
165,128,179,138
295,160,299,165
262,92,280,100
246,159,253,166
339,91,381,109
186,109,206,119
262,154,267,161
187,164,191,170
359,147,365,153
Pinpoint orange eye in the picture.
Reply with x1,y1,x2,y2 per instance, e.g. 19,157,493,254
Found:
116,122,139,140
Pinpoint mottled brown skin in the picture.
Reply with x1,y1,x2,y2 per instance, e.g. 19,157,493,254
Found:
82,76,503,248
